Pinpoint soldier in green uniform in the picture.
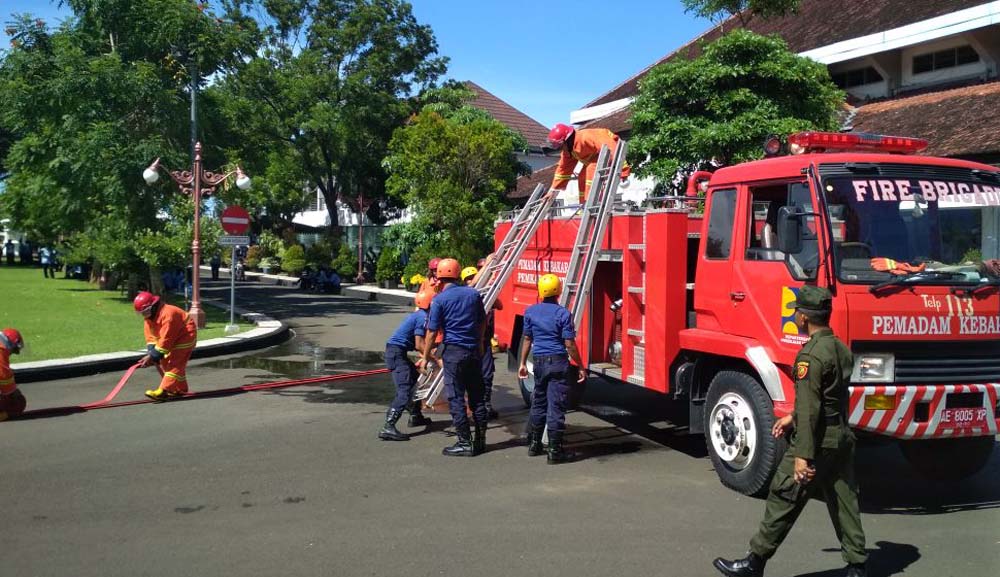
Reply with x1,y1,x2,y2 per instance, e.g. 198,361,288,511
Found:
713,286,867,577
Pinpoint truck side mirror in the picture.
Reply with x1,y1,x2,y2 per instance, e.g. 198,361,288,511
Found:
777,206,803,254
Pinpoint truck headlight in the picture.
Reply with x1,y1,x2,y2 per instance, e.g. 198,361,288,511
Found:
851,353,894,383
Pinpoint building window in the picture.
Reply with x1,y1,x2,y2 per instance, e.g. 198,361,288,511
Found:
912,44,980,75
832,66,884,89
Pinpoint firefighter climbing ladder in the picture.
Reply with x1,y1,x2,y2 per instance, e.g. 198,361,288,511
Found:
413,183,554,406
559,140,628,328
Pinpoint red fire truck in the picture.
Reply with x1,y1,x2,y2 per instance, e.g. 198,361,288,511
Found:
494,131,1000,495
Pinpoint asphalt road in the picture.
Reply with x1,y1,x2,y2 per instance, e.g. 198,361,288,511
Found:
3,281,998,577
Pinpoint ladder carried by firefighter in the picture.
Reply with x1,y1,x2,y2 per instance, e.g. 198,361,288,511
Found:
413,183,554,406
560,140,628,328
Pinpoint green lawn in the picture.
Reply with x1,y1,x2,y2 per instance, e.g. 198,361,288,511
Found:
0,266,253,362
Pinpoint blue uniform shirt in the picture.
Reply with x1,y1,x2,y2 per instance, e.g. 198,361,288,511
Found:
386,309,428,351
427,284,485,350
524,302,575,356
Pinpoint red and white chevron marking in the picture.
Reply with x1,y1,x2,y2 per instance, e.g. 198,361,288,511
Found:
848,384,1000,439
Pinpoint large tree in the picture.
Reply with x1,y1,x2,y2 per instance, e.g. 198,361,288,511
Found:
215,0,447,237
383,101,527,267
629,30,844,187
682,0,801,25
0,1,256,283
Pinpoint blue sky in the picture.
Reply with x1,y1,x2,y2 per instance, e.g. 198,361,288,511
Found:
1,0,710,127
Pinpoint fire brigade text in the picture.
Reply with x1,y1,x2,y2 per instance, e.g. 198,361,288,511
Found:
871,315,1000,335
852,179,1000,204
517,258,570,284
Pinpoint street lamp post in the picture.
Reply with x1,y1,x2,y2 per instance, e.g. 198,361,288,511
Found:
143,142,251,328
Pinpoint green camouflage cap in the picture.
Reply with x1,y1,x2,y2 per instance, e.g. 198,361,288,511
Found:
793,285,832,312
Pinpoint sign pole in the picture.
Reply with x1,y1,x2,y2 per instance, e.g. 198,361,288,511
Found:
225,245,238,334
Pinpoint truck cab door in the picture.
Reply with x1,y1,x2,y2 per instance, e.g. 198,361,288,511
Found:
730,181,820,357
693,187,739,333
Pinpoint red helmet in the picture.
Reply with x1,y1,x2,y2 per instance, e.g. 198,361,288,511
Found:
547,123,574,148
133,291,160,313
1,328,23,354
436,258,461,280
427,257,441,275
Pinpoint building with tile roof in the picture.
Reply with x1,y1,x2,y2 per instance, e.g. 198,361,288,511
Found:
515,0,1000,198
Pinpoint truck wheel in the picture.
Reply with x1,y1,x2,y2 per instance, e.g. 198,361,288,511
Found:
704,371,784,497
517,353,535,408
517,357,587,409
899,437,995,481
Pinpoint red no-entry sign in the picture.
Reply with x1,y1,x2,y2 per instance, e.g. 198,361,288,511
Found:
220,206,251,235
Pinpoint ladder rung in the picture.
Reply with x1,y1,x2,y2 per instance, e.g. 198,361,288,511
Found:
627,329,644,337
627,286,644,294
628,244,645,250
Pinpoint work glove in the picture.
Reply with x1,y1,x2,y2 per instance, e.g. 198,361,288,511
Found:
870,258,925,275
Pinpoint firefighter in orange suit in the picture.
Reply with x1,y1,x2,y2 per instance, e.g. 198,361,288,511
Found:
134,291,198,401
547,123,630,203
0,328,27,421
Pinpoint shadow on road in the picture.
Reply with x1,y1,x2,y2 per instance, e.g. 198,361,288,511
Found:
795,541,920,577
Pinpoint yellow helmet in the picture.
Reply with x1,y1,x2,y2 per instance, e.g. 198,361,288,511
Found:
461,266,478,282
538,274,561,298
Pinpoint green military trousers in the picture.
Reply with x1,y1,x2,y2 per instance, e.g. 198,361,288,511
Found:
749,426,867,565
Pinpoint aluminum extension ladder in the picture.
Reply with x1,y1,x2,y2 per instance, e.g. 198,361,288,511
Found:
413,183,554,407
559,140,628,328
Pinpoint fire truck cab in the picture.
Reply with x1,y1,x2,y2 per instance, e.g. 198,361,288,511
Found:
494,132,1000,495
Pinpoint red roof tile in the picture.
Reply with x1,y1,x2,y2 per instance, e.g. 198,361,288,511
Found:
511,163,556,199
586,0,987,108
850,80,1000,157
465,81,551,150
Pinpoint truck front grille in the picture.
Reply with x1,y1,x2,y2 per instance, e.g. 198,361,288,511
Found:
853,340,1000,384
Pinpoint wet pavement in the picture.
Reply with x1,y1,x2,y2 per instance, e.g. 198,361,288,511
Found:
2,280,998,577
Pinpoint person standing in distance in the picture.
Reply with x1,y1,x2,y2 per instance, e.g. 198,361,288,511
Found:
713,286,867,577
421,258,487,457
378,291,434,441
517,274,585,464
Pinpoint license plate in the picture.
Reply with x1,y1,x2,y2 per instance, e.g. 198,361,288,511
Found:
940,407,989,429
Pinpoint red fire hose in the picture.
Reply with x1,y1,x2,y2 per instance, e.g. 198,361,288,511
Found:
17,364,389,419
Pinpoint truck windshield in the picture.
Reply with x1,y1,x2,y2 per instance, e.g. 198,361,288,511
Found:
824,175,1000,284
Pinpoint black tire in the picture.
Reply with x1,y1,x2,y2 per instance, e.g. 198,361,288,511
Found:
899,437,996,481
703,371,785,497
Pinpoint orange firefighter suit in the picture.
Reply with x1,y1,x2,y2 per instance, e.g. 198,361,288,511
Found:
144,303,198,394
550,128,630,203
0,344,26,420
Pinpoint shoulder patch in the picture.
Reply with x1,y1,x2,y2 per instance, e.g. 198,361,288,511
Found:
795,361,810,380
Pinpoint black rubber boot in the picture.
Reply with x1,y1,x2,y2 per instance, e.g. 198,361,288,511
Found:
407,400,432,427
485,402,499,421
442,431,474,457
378,409,409,441
473,423,487,455
546,431,570,464
527,426,545,457
845,563,866,577
712,552,766,577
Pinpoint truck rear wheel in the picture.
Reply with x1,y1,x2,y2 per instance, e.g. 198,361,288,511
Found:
704,371,784,497
517,353,586,409
899,437,995,481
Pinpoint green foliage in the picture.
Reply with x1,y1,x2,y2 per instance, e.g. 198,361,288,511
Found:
630,30,844,185
384,103,525,265
682,0,801,25
331,241,359,278
281,244,306,275
256,230,286,259
213,0,448,232
375,246,403,282
0,0,257,281
304,238,335,268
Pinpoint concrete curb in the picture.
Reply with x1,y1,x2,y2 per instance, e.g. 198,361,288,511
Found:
12,298,289,384
343,284,417,307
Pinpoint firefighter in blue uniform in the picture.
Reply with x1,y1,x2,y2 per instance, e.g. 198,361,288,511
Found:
462,264,500,419
378,291,434,441
517,274,585,464
713,285,867,577
421,258,488,457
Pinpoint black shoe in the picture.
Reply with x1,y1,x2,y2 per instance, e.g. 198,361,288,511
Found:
527,426,545,457
485,403,499,420
546,431,570,464
408,411,432,427
378,409,409,441
845,563,866,577
442,433,475,457
473,424,487,455
712,552,766,577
